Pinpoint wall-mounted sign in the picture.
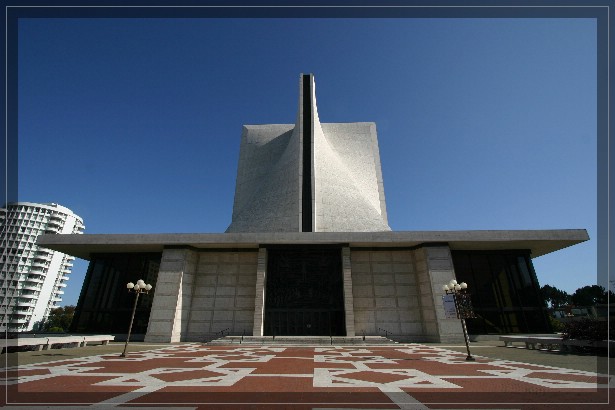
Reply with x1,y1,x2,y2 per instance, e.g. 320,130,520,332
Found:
442,294,457,319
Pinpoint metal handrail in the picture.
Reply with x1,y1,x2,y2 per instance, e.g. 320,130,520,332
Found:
378,327,394,338
215,327,231,337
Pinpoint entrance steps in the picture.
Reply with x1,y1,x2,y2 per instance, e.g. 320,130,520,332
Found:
207,335,398,346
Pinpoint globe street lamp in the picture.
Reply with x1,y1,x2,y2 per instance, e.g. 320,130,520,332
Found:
442,279,475,361
120,279,153,357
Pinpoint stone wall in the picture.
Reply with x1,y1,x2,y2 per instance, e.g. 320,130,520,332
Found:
186,250,258,341
145,248,258,342
350,246,463,342
350,249,423,339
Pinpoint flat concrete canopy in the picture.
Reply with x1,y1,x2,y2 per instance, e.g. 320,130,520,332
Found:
37,229,589,260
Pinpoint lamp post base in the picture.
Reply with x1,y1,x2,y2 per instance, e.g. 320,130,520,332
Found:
465,355,475,361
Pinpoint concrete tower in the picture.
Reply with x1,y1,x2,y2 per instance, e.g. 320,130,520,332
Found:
226,74,390,233
0,202,84,331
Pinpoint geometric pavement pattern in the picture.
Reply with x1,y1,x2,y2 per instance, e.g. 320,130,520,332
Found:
1,343,613,410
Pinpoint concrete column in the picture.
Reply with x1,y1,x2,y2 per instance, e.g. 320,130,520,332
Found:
252,248,267,336
342,247,355,336
144,248,198,343
419,245,464,343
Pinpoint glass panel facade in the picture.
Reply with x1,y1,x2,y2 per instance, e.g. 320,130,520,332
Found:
451,250,550,334
264,246,345,336
70,253,161,335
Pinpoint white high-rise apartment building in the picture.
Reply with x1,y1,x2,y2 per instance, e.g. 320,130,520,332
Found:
0,202,84,332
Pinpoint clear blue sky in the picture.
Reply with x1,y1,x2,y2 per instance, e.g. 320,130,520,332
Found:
16,17,598,306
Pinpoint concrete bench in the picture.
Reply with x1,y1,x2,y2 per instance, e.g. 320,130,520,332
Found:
560,339,614,351
500,335,564,350
1,337,49,353
82,335,115,346
1,335,115,353
500,335,613,351
500,335,540,349
43,336,85,350
528,337,564,350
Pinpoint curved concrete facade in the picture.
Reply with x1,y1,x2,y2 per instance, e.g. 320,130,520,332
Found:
226,124,300,232
227,74,390,233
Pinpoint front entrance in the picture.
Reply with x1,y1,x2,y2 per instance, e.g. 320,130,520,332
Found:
264,246,346,336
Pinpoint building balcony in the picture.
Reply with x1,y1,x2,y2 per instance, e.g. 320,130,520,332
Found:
31,261,49,269
49,213,65,221
21,284,41,291
48,218,65,227
16,300,36,307
26,272,44,279
34,253,52,260
9,317,28,324
46,221,62,230
25,277,44,284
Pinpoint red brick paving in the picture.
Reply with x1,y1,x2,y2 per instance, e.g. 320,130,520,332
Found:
1,343,612,409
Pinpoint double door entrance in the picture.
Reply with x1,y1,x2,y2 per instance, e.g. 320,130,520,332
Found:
264,246,346,336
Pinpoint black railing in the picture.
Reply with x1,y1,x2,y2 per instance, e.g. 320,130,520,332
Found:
215,327,231,338
378,327,394,338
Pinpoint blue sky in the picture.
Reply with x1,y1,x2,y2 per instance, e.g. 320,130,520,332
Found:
16,17,598,306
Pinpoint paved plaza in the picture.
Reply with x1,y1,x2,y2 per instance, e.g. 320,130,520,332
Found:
2,341,613,409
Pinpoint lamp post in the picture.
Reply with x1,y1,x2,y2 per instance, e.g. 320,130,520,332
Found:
120,279,153,358
443,279,475,361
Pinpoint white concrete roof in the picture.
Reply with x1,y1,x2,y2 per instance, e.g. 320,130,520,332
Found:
36,229,589,260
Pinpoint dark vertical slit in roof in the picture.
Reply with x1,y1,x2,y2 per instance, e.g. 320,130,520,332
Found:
302,75,313,232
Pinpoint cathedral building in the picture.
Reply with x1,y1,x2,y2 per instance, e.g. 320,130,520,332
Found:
38,74,588,342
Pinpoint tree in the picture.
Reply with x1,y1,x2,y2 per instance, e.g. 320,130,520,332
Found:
571,285,614,306
540,284,571,308
44,305,76,332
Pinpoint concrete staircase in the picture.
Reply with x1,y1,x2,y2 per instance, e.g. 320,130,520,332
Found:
206,335,398,346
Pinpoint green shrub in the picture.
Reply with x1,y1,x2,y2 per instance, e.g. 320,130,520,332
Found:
47,326,64,333
549,316,566,332
562,318,607,341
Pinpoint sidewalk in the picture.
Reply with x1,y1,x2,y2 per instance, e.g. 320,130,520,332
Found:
2,341,613,409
